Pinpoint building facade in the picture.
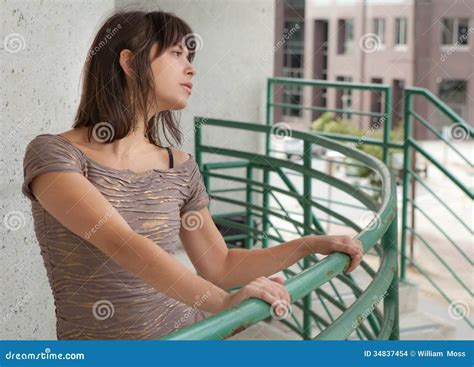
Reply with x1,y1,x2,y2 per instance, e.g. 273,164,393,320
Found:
274,0,473,138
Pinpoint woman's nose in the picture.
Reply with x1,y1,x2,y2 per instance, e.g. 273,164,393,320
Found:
186,65,196,77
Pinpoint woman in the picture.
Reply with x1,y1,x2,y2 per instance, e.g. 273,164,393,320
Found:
21,9,363,340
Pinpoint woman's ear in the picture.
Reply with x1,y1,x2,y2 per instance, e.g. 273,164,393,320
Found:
119,49,134,78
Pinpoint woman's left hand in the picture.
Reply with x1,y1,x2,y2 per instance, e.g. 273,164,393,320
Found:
308,235,364,274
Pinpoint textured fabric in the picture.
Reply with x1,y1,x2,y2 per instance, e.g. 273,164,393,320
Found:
21,133,211,340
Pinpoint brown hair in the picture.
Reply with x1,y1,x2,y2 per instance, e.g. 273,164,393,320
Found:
73,9,197,147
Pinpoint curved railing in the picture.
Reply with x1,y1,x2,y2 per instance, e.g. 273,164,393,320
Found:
161,117,399,340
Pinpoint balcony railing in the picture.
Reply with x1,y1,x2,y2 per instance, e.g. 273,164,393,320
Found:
162,118,399,340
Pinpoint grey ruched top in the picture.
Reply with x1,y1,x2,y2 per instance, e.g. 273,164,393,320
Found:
21,133,211,339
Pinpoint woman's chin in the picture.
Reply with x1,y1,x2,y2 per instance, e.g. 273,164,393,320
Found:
169,98,188,111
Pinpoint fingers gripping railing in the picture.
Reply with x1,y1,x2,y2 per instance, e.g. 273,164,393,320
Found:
161,117,398,340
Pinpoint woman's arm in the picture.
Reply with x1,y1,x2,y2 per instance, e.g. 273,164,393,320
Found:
180,211,363,290
216,235,363,289
31,171,228,313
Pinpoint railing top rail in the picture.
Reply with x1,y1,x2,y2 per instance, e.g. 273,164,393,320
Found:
268,77,391,91
162,117,398,340
405,87,471,130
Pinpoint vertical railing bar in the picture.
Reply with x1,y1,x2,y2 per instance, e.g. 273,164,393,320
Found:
302,140,313,339
245,163,254,248
383,86,393,165
400,90,412,281
262,79,274,248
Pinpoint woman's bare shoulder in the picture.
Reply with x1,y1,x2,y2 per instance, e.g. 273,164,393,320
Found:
58,127,88,144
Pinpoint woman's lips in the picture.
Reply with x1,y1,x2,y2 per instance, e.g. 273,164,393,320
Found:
181,85,192,94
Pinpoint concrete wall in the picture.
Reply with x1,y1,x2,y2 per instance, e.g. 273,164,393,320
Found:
1,0,116,340
116,0,276,212
1,0,275,339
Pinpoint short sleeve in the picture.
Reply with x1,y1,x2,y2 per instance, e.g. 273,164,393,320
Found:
22,134,85,202
180,159,211,215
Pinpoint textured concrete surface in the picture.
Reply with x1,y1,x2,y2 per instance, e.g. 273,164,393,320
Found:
1,0,116,339
1,0,275,339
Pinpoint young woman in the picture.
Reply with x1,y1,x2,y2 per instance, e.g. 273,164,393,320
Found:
21,9,363,340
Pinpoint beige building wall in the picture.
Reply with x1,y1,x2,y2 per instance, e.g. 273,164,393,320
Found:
287,0,473,136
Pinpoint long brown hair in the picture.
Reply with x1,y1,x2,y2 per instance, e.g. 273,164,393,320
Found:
73,9,197,147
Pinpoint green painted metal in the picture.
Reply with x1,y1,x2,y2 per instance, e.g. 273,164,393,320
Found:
161,77,471,339
408,169,472,236
267,77,473,330
302,140,313,339
400,89,413,281
408,138,472,198
382,86,393,164
263,77,394,246
161,116,398,340
245,164,254,249
266,77,395,165
400,86,473,328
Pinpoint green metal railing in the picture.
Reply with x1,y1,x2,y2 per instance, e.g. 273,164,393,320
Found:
161,77,471,340
266,77,395,165
264,78,400,337
162,117,399,340
264,77,473,329
264,77,401,241
401,87,473,327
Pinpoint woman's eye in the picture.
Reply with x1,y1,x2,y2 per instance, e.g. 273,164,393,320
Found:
172,51,182,57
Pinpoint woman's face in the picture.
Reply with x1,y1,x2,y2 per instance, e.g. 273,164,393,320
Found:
150,41,196,111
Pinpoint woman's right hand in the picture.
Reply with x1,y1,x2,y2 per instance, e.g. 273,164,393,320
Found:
219,276,292,319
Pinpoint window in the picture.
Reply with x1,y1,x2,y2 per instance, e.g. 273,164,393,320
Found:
441,18,470,46
337,19,354,54
282,20,304,117
438,80,467,118
395,17,407,45
373,18,385,46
